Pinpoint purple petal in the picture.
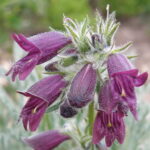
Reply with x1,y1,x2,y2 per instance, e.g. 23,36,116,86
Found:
19,75,68,131
29,31,72,64
126,95,138,120
107,53,134,77
6,52,40,81
134,72,148,87
112,73,138,119
68,64,97,108
12,34,40,52
23,130,70,150
7,32,72,81
20,97,48,131
99,80,120,113
105,133,115,147
92,111,126,147
116,119,125,144
20,75,68,103
92,112,105,144
112,69,138,78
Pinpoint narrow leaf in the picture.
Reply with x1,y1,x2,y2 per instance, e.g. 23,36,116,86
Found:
111,41,132,53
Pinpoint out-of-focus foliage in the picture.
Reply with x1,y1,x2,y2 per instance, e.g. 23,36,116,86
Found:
1,0,150,47
100,0,150,17
0,0,91,46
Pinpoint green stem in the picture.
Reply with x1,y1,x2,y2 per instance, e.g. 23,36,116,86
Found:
97,69,104,84
88,101,95,135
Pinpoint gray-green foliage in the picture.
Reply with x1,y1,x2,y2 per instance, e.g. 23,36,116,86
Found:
0,44,40,150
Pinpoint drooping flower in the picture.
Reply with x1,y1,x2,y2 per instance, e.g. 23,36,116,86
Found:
107,53,148,119
6,31,72,81
23,130,70,150
68,63,97,108
60,100,78,118
19,75,68,131
99,79,129,116
92,111,125,147
99,79,119,113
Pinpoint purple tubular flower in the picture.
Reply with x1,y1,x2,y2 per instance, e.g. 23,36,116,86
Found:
23,130,70,150
99,80,120,113
68,64,97,108
19,75,68,131
99,80,129,116
107,53,134,76
92,111,125,147
6,31,72,81
107,54,148,119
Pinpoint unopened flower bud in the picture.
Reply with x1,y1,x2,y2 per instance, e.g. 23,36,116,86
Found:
45,62,59,72
60,100,77,118
68,63,97,108
23,130,70,150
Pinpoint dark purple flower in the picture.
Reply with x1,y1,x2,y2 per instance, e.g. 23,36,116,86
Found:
6,31,72,81
99,80,129,116
19,75,68,131
23,130,70,150
92,111,125,147
107,53,134,76
107,54,148,119
68,64,97,108
60,100,78,118
99,80,120,113
45,61,59,72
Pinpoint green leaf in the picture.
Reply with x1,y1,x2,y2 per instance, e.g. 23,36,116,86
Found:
44,71,66,76
65,24,79,40
62,56,78,67
107,23,120,45
111,41,132,53
80,17,89,36
128,55,138,59
46,100,63,113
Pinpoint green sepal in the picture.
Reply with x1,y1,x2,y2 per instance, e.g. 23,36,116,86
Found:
46,100,63,113
111,41,132,53
44,71,66,76
128,55,138,59
62,56,78,67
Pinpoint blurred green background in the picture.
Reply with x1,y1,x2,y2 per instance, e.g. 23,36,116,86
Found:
0,0,150,48
0,0,150,150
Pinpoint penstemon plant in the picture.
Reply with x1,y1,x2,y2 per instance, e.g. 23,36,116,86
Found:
5,5,148,150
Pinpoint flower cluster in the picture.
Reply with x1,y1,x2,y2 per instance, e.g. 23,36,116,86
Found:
92,53,148,147
6,8,148,150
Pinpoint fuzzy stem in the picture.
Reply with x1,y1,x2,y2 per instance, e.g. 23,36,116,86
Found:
97,69,104,84
88,101,95,135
